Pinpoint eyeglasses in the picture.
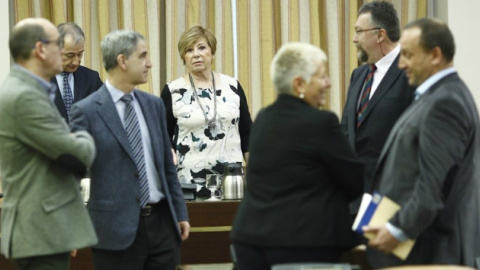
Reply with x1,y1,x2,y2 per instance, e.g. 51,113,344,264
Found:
355,27,381,35
40,39,62,47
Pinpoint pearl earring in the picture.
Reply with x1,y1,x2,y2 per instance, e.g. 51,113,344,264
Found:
299,93,304,99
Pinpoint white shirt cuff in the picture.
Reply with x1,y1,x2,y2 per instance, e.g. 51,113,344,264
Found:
386,222,409,241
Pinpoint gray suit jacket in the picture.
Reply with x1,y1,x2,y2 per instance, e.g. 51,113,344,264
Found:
0,67,98,259
69,85,188,250
368,72,480,268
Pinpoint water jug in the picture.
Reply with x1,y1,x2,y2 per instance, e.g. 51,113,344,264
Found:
221,163,244,200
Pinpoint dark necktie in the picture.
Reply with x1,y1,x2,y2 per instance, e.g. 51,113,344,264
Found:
121,94,149,207
62,72,73,118
356,64,376,128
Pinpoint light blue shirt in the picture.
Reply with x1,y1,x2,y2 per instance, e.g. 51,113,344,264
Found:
414,67,456,100
387,66,456,241
105,79,164,203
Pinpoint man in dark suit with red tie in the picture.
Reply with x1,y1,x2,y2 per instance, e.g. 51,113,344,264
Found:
341,2,415,212
51,22,103,122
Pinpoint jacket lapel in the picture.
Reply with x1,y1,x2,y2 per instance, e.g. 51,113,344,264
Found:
51,76,67,117
135,90,162,165
95,86,136,163
73,69,85,102
360,55,402,122
346,65,370,144
374,72,459,183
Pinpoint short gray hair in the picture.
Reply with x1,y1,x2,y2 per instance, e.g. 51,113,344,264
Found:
270,42,327,95
101,29,145,71
57,22,85,45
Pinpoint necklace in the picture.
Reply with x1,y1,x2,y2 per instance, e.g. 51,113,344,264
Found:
189,71,217,128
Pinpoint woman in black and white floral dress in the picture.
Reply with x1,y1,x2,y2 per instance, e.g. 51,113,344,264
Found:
161,25,252,187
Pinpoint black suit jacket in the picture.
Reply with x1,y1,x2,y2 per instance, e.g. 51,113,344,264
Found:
52,65,103,122
341,55,415,193
231,95,364,248
367,73,480,268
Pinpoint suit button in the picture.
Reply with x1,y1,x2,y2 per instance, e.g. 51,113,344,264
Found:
134,173,139,178
135,197,140,203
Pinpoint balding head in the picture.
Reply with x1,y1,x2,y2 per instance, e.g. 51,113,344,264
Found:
10,18,54,61
10,18,63,79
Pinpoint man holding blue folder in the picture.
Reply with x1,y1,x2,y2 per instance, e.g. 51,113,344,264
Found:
364,18,480,268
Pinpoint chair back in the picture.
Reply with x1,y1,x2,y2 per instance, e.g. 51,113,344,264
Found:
271,263,356,270
376,265,475,270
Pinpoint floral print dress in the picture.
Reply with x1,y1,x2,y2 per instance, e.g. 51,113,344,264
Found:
161,72,252,184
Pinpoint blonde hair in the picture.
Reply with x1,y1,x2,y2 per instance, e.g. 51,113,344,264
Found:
178,25,217,64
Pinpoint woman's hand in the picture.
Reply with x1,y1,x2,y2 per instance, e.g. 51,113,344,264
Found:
171,148,178,166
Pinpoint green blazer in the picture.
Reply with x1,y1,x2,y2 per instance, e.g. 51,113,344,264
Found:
0,67,98,259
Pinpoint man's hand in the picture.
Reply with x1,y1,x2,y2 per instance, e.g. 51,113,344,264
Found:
363,225,400,254
179,221,190,241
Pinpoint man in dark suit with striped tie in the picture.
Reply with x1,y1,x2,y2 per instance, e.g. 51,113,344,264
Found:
341,2,415,213
70,29,189,270
51,22,103,122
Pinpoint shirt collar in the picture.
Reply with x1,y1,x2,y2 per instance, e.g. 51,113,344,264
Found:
105,79,136,103
415,67,456,99
13,64,55,91
374,44,400,75
56,72,72,80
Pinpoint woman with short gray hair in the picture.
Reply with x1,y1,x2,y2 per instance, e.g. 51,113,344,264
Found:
231,42,364,269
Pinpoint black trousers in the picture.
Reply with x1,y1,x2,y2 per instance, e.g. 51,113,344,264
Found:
92,201,180,270
13,252,70,270
233,242,343,270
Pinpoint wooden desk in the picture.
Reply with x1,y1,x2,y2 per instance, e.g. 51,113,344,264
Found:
182,200,240,264
0,199,240,269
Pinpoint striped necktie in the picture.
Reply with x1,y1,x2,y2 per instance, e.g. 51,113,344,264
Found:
121,94,150,207
356,64,376,128
62,72,73,118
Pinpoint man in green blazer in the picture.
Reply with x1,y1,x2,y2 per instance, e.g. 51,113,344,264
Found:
0,18,98,270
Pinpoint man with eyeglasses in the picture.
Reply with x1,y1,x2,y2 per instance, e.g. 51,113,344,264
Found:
341,1,415,214
51,22,103,123
0,18,97,270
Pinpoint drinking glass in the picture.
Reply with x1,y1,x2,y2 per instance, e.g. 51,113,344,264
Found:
205,174,221,201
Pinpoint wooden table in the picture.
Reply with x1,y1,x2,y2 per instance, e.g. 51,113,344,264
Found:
182,200,240,264
0,199,240,269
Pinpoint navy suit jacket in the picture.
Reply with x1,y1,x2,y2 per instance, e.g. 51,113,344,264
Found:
52,65,103,122
341,55,415,192
69,86,188,250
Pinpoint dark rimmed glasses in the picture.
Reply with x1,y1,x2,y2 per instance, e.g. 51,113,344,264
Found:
355,27,381,35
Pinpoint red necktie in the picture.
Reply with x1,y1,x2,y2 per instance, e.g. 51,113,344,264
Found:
356,64,376,128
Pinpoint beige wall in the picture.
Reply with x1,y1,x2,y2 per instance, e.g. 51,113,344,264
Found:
447,0,480,109
0,1,10,84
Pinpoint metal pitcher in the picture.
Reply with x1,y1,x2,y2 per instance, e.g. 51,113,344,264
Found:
221,163,244,200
